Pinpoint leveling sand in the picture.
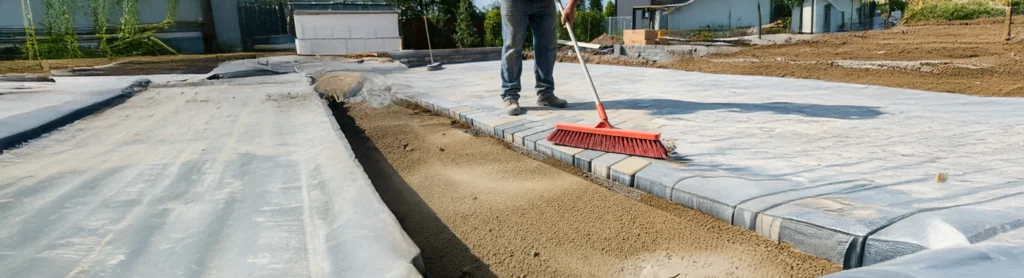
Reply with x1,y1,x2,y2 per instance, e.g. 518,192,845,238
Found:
340,103,840,277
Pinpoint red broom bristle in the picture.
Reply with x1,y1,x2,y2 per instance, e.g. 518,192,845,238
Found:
547,129,669,159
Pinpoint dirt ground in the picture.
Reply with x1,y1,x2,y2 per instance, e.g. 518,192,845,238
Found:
563,19,1024,97
340,102,840,278
0,52,292,76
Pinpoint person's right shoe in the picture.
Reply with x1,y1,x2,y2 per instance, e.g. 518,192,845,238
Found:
537,94,568,108
504,99,522,116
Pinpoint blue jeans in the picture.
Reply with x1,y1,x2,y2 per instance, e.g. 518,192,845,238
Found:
500,0,558,101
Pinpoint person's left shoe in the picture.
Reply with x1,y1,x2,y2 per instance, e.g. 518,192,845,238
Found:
537,94,568,108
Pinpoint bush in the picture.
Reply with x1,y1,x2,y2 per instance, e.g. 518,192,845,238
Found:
484,9,503,47
904,0,1005,22
454,0,481,48
564,10,606,42
41,0,82,59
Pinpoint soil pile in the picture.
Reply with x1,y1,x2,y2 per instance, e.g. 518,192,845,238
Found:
590,34,624,45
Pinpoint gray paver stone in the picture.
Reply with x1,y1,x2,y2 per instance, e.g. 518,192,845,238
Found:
502,122,542,142
634,163,693,200
494,119,534,138
573,150,606,173
671,177,804,224
523,129,555,151
734,180,872,230
512,126,552,146
590,153,629,179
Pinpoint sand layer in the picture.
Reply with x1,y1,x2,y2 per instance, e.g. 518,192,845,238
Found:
340,103,841,278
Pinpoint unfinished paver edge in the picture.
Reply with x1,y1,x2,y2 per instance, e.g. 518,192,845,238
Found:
402,93,1003,270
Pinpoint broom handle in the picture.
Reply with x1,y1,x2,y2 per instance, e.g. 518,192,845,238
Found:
556,0,609,123
424,16,435,63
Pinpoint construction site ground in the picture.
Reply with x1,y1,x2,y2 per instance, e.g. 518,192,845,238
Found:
570,19,1024,97
3,18,1024,275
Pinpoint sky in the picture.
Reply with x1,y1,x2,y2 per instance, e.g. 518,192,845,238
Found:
473,0,499,11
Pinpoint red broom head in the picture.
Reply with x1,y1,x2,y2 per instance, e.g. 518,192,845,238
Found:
547,124,669,159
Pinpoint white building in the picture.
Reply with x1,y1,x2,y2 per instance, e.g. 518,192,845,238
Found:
791,0,877,33
617,0,772,31
615,0,876,34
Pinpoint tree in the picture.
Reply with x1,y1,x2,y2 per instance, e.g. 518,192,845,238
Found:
589,0,603,12
484,9,502,47
454,0,480,48
604,1,616,17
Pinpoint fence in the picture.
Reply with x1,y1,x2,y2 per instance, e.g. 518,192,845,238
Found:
605,16,631,36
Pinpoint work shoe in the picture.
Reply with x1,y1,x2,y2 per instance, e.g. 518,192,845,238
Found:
505,99,522,116
537,94,568,108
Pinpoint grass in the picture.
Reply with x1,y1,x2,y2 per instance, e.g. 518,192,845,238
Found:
904,0,1010,22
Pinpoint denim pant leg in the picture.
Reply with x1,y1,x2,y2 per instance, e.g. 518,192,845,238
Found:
530,0,558,97
500,0,530,101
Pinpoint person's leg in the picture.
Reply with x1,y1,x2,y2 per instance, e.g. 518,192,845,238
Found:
500,0,530,102
529,0,567,108
529,0,558,98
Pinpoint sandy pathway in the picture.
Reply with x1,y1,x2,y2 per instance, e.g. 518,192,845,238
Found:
339,103,840,278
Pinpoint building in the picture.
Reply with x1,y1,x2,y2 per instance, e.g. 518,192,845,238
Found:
290,0,401,55
0,0,306,54
790,0,876,33
614,0,877,34
618,0,772,31
2,0,225,53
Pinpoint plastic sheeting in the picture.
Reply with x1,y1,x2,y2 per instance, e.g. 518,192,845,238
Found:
825,229,1024,278
0,70,423,277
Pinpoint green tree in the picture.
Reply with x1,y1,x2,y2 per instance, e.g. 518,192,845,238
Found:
604,1,615,17
484,9,502,47
589,0,603,12
454,0,481,48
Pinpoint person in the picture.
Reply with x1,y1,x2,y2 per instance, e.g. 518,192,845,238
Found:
499,0,577,115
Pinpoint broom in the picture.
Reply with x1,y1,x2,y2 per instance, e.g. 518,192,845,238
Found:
545,0,669,159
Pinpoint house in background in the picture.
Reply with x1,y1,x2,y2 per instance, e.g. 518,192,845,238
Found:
0,0,305,54
617,0,772,31
790,0,878,33
614,0,877,34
